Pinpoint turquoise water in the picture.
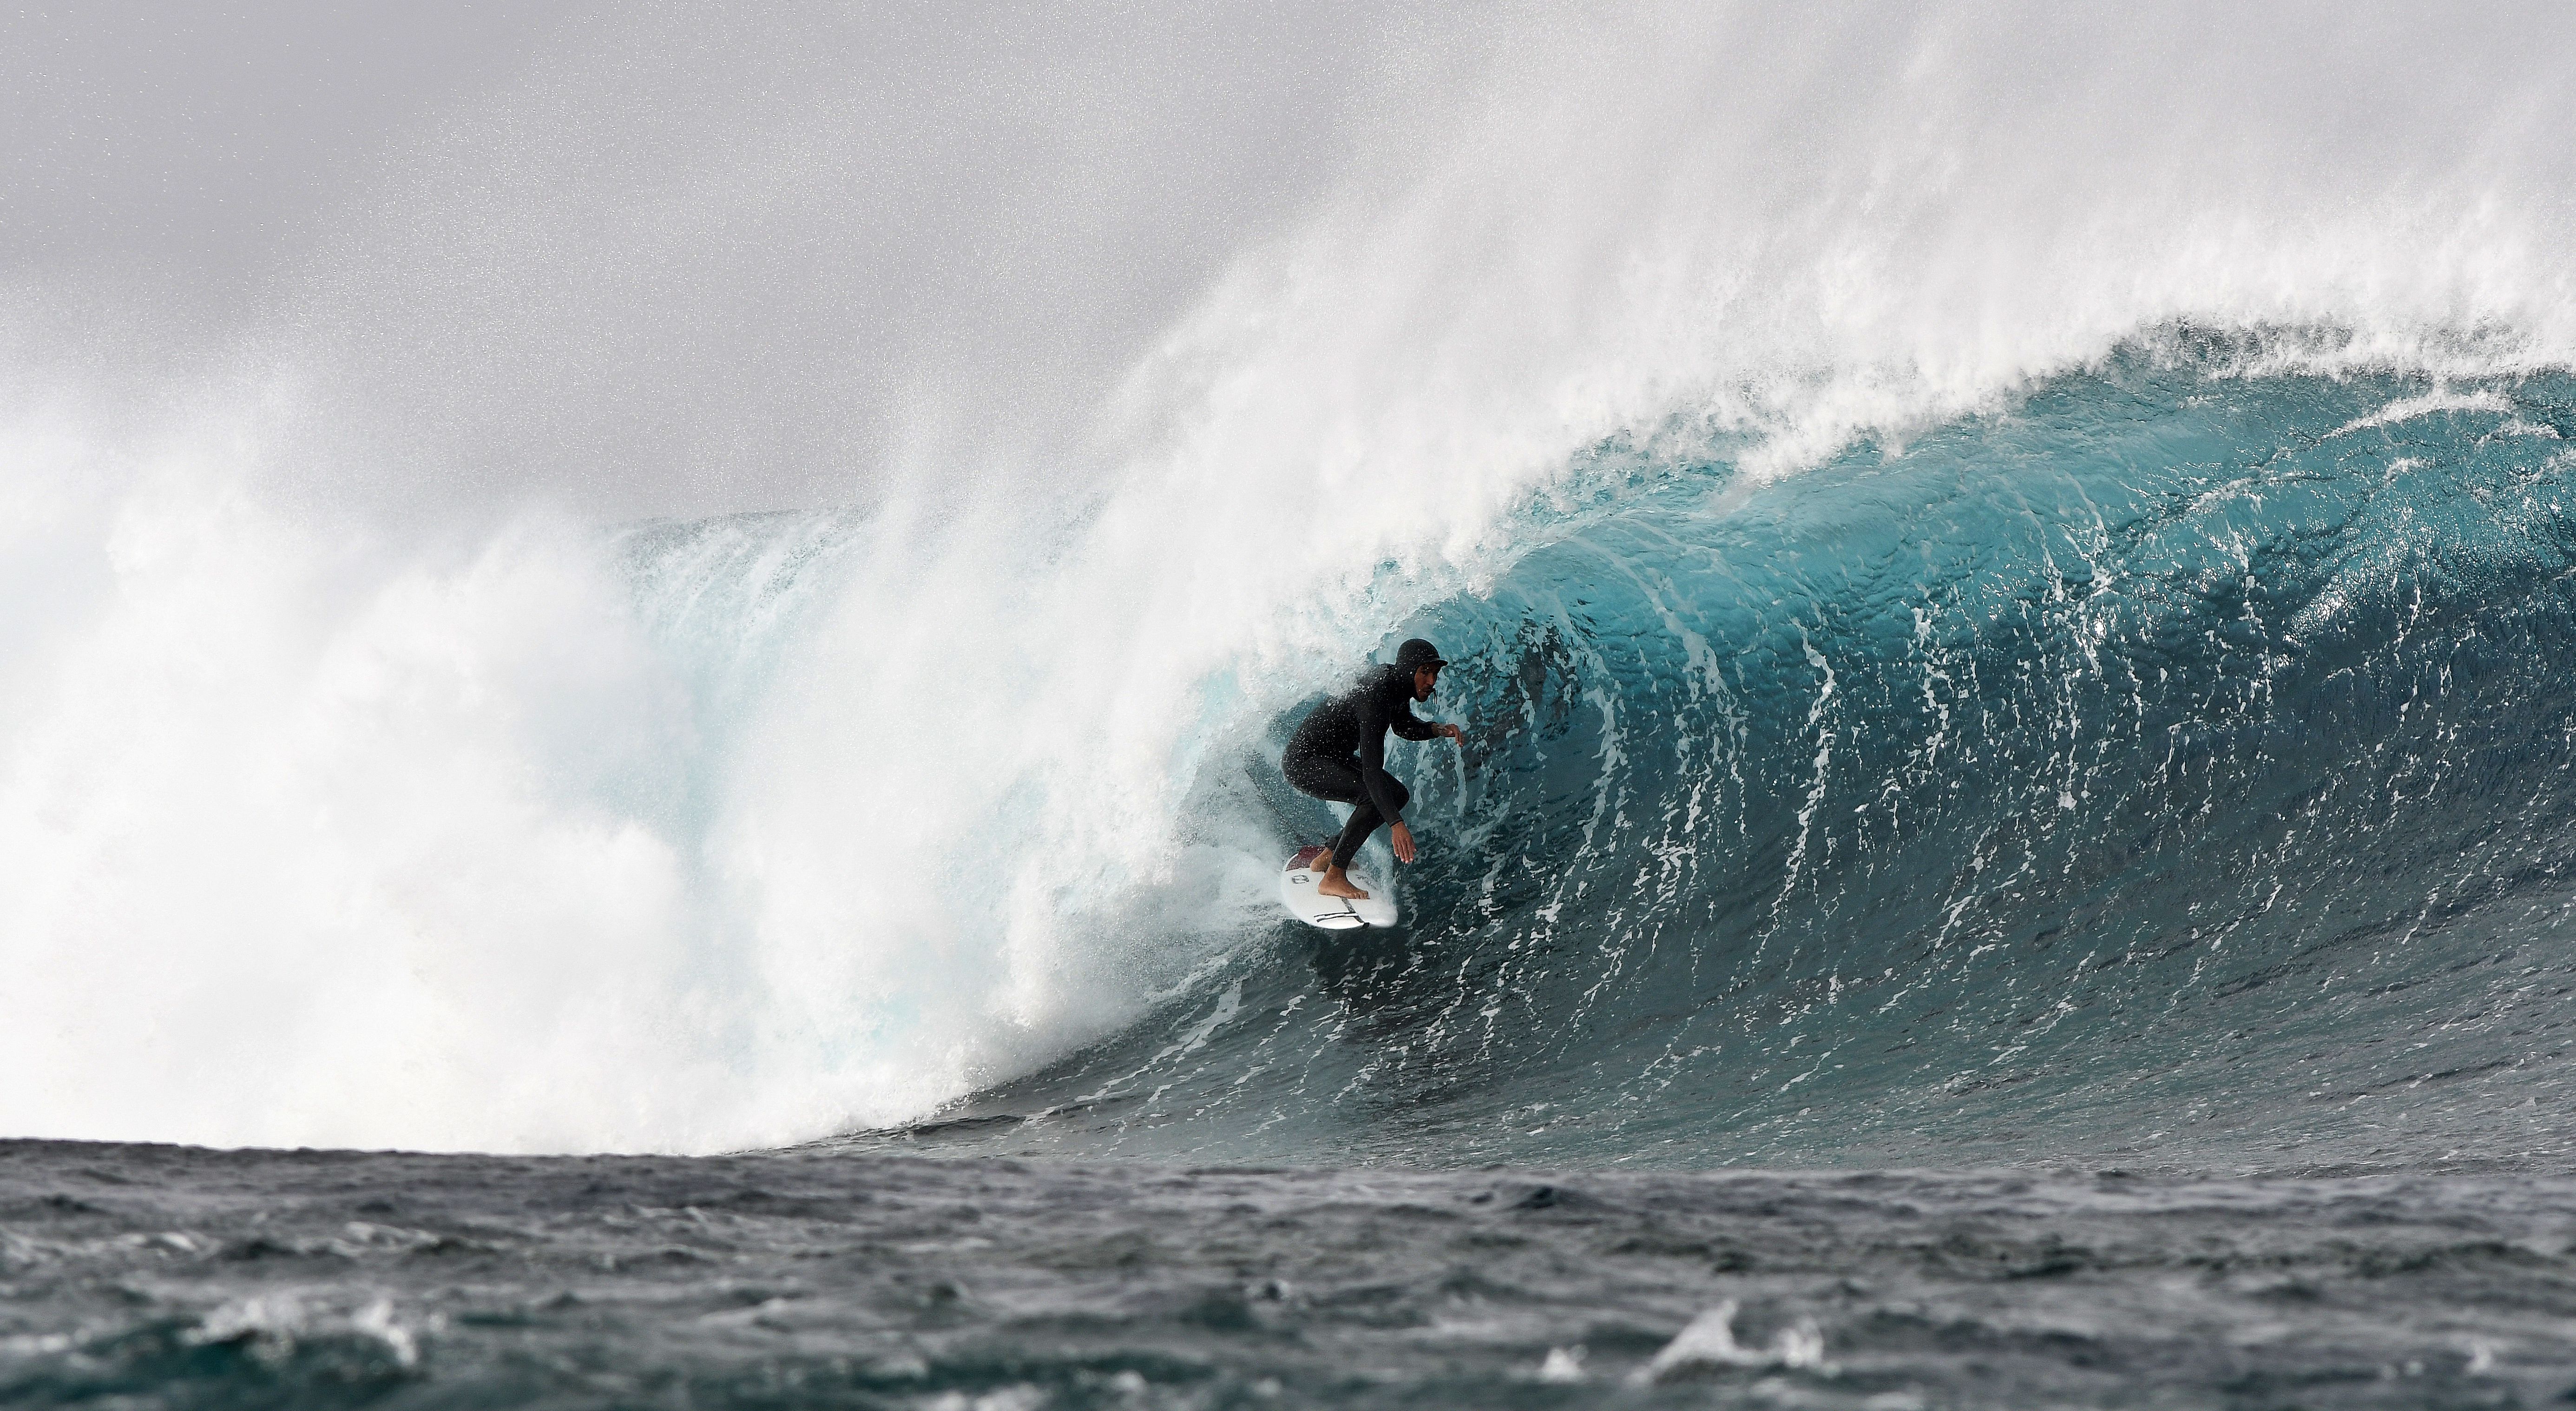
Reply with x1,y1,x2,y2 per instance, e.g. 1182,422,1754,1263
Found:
865,349,2576,1173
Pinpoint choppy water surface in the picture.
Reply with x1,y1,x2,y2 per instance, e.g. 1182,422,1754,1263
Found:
8,1140,2576,1410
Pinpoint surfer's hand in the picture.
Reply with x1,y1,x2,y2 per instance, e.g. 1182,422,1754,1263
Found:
1391,822,1417,864
1441,722,1464,745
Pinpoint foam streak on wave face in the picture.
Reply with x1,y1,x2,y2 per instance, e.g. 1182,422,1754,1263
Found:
6,1,2576,1152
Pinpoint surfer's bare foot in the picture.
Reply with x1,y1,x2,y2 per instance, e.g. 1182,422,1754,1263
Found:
1317,867,1370,900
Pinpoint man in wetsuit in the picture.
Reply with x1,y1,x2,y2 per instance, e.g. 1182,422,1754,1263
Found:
1283,637,1465,900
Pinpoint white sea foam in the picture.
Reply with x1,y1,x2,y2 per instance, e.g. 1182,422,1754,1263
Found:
2331,387,2519,436
1635,1301,1827,1382
7,1,2576,1152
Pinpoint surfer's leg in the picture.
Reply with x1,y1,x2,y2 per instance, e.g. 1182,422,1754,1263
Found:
1328,776,1406,870
1329,800,1381,872
1315,794,1377,899
1287,752,1379,899
1284,748,1356,802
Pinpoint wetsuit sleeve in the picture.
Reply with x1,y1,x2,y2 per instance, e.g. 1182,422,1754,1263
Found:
1389,698,1441,742
1354,686,1411,825
1355,720,1407,825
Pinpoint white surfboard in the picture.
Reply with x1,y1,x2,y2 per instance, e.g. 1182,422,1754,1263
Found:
1280,845,1399,929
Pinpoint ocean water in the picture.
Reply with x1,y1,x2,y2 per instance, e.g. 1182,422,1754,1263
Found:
14,353,2576,1409
13,3,2576,1405
8,1142,2576,1409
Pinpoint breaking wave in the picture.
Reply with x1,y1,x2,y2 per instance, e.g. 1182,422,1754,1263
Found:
8,4,2576,1162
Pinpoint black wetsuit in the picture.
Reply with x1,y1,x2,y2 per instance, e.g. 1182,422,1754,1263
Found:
1284,664,1442,869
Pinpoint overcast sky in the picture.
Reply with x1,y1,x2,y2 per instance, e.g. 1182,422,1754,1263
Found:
3,2,1468,518
8,4,559,316
19,3,2574,527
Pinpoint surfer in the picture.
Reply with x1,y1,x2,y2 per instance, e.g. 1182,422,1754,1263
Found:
1284,637,1466,900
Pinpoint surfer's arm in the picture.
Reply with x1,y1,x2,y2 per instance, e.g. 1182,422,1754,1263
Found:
1356,727,1408,823
1399,712,1468,748
1392,689,1467,749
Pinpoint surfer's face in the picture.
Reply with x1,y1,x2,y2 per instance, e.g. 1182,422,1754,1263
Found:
1413,665,1440,701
